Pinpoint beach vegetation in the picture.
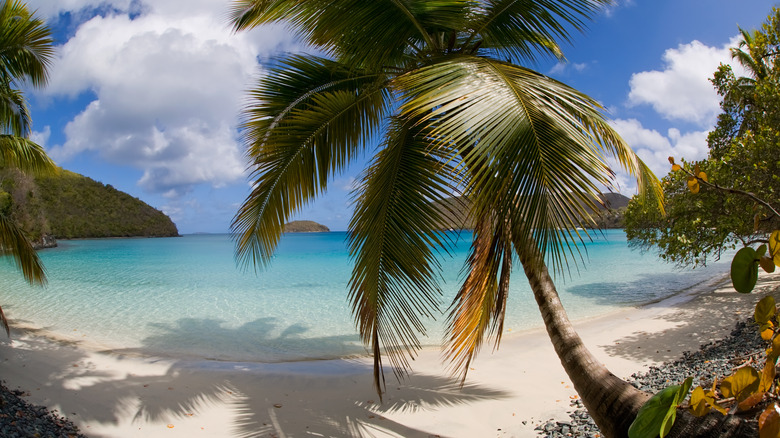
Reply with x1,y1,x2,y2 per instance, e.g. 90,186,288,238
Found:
625,8,780,436
0,0,56,335
230,1,666,436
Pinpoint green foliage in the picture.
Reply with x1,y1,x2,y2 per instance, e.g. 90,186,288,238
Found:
732,246,762,293
625,7,780,268
629,377,692,438
0,167,178,240
625,7,780,436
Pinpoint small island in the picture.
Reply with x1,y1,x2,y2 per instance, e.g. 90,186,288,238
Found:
283,220,330,233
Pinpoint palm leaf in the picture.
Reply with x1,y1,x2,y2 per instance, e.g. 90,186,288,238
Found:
0,135,55,175
444,211,513,377
348,117,458,397
0,80,30,137
0,0,54,88
231,0,471,67
463,0,611,61
232,56,390,269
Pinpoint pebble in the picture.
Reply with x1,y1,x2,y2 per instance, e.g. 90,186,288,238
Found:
536,318,765,437
0,381,86,437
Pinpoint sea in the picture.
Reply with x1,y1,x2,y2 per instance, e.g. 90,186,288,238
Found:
0,230,731,363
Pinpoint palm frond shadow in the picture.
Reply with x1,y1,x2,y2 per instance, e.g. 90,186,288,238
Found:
600,279,780,365
0,317,511,438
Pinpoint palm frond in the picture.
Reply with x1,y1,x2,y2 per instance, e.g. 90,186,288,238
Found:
0,212,45,286
231,0,471,67
232,56,390,270
444,212,512,378
397,56,622,269
0,212,46,337
348,117,458,398
0,0,54,88
0,80,30,137
464,0,611,62
0,135,56,175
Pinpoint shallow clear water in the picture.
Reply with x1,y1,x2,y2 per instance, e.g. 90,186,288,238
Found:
0,230,729,362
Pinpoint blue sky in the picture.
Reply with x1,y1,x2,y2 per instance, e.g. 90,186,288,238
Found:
23,0,776,233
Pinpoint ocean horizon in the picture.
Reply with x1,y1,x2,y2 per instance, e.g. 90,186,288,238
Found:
0,230,731,363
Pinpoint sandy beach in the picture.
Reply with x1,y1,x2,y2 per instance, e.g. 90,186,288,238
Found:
1,272,779,438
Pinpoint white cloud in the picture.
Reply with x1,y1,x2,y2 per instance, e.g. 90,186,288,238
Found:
549,61,588,76
31,126,51,149
610,118,709,178
37,2,300,197
627,37,743,127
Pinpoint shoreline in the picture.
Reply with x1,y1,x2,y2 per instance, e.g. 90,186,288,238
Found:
2,270,733,368
0,272,777,437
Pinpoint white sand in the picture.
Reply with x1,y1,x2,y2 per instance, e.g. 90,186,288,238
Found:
1,272,779,438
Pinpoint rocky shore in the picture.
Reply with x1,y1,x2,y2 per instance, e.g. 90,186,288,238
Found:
0,381,86,437
537,318,765,437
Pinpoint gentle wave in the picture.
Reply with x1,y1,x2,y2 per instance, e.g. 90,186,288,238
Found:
0,231,730,362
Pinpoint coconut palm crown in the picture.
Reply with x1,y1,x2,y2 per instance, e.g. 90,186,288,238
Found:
0,0,57,335
230,0,661,407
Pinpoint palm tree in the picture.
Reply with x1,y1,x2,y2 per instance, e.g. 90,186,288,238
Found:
0,0,57,335
230,1,662,436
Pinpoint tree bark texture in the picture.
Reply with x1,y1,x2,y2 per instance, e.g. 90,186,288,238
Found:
518,240,651,438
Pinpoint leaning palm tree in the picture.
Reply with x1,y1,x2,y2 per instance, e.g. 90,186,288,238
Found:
0,0,57,335
231,1,662,436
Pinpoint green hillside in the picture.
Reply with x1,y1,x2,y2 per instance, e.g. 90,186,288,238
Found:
0,168,178,243
432,193,631,230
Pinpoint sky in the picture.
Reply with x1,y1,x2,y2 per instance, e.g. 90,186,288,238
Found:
20,0,777,233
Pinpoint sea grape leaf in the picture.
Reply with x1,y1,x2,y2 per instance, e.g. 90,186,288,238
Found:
771,230,780,266
763,328,776,341
731,247,759,294
671,164,681,172
761,359,777,393
697,171,708,182
689,386,716,417
769,336,780,363
687,176,700,194
628,377,692,438
738,391,766,412
759,404,780,438
758,244,768,258
756,296,777,326
721,367,760,401
761,257,777,273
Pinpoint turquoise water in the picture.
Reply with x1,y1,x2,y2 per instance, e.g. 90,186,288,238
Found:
0,230,729,362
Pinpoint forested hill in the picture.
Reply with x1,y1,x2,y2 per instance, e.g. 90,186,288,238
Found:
0,168,179,244
433,193,631,230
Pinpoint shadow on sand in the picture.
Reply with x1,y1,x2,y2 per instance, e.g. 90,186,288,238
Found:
0,315,511,438
600,276,780,365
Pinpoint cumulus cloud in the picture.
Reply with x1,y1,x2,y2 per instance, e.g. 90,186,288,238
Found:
30,126,51,148
34,1,300,198
610,118,709,177
627,38,742,127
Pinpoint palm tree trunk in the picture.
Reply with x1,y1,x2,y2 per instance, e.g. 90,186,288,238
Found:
518,240,650,438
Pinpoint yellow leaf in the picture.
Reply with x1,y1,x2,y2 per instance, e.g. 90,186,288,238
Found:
759,404,780,438
763,328,776,341
770,230,780,266
671,164,681,172
689,387,713,417
687,177,700,194
697,171,708,182
721,367,760,401
762,360,777,393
